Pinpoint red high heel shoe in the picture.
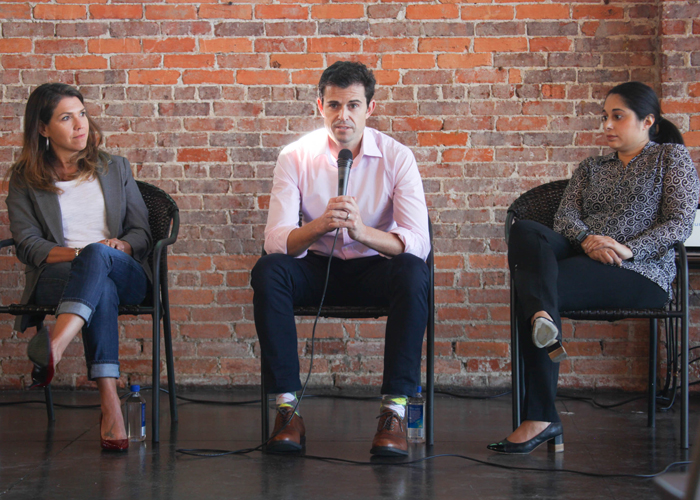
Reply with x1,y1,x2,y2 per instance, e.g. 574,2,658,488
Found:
100,414,129,452
26,327,54,388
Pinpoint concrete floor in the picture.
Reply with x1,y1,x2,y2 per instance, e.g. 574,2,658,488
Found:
0,388,695,499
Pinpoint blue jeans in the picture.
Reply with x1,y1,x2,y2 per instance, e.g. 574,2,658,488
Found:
35,243,148,380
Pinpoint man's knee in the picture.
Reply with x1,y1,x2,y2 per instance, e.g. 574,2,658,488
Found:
251,253,294,292
391,253,429,290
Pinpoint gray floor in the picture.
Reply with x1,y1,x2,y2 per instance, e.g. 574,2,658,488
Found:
0,388,695,499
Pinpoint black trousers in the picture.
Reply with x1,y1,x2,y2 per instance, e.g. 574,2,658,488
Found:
508,220,669,422
251,251,429,396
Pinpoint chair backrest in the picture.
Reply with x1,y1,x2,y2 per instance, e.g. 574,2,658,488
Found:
136,181,179,283
507,179,570,229
505,180,569,243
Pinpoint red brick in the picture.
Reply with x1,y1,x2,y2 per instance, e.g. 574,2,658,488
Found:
145,5,196,20
200,38,252,53
461,5,513,21
455,341,509,358
437,53,491,69
183,70,234,84
111,55,160,69
270,53,324,69
177,148,228,162
516,4,569,19
383,54,434,69
312,4,364,19
474,38,528,53
392,117,443,132
56,55,108,70
406,4,459,20
143,38,196,53
200,4,252,19
0,39,32,54
418,38,471,53
572,5,624,20
89,38,140,54
164,54,216,69
34,5,86,20
129,70,180,85
0,4,31,19
308,37,361,53
90,5,142,19
530,37,572,52
497,116,548,131
256,5,307,19
364,38,414,53
236,70,288,85
1,55,52,69
418,132,469,147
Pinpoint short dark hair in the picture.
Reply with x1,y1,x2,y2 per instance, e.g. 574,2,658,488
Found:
318,61,376,105
607,81,684,145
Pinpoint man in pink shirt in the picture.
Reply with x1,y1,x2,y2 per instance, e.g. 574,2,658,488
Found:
251,61,430,456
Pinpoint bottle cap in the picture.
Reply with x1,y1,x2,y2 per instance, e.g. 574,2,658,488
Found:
416,386,422,394
130,385,140,392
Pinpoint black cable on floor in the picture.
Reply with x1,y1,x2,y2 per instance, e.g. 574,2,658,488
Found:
175,446,691,479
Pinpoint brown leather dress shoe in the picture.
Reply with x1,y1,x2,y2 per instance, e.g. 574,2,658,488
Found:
370,410,408,456
267,407,305,452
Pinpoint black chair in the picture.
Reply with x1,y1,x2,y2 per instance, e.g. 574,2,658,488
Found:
505,180,690,449
260,220,435,447
0,181,180,443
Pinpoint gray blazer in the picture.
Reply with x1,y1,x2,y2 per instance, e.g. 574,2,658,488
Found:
6,155,153,331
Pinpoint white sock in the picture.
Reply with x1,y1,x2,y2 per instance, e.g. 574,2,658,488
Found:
380,395,407,420
275,392,297,409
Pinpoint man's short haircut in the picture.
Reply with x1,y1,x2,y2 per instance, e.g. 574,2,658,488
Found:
318,61,376,105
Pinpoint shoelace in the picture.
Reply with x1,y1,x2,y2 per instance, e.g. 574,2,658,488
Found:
377,412,403,431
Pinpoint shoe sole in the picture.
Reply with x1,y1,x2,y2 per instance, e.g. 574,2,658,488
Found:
532,318,558,349
266,436,305,453
370,446,408,457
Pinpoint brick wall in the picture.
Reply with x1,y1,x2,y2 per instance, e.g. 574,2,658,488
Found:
0,0,698,392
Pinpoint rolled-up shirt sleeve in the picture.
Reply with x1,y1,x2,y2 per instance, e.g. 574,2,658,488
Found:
389,149,430,261
264,154,303,256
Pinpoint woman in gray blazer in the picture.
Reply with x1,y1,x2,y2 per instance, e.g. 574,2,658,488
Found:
6,83,152,451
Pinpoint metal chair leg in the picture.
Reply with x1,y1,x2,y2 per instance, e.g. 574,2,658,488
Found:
261,361,269,446
161,285,178,424
510,278,521,430
648,318,657,428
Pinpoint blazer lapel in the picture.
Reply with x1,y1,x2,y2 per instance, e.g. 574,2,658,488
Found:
98,160,121,238
32,189,65,247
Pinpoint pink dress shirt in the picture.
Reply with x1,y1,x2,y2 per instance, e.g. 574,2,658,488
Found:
264,127,430,261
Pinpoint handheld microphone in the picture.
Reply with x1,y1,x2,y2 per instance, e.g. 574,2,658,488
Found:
337,149,353,197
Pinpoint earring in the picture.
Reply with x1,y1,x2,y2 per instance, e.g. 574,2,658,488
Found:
45,137,49,151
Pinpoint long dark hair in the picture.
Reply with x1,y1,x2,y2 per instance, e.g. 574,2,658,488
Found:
8,83,108,193
607,82,684,145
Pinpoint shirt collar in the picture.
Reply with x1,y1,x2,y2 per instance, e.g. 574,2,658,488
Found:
311,127,384,163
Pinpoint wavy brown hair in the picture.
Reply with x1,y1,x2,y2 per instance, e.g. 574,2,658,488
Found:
8,83,109,193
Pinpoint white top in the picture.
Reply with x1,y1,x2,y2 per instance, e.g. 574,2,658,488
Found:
264,127,430,260
55,177,109,248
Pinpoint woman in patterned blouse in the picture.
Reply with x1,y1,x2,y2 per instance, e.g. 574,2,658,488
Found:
488,82,700,454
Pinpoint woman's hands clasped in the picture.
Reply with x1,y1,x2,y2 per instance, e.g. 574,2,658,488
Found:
581,235,633,266
99,238,132,256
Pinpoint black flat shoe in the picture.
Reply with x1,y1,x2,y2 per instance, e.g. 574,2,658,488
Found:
487,422,564,454
27,327,54,388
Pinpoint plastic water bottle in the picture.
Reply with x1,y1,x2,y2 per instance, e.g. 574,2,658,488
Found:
125,385,146,442
407,386,425,443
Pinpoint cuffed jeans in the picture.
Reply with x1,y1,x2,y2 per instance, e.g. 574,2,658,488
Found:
508,220,669,422
35,243,148,380
251,252,430,396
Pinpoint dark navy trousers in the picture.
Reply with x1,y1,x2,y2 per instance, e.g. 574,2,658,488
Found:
251,251,429,396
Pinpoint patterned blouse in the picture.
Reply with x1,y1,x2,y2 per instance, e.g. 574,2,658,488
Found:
554,142,700,294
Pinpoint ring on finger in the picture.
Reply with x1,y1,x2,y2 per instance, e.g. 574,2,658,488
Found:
346,213,350,221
